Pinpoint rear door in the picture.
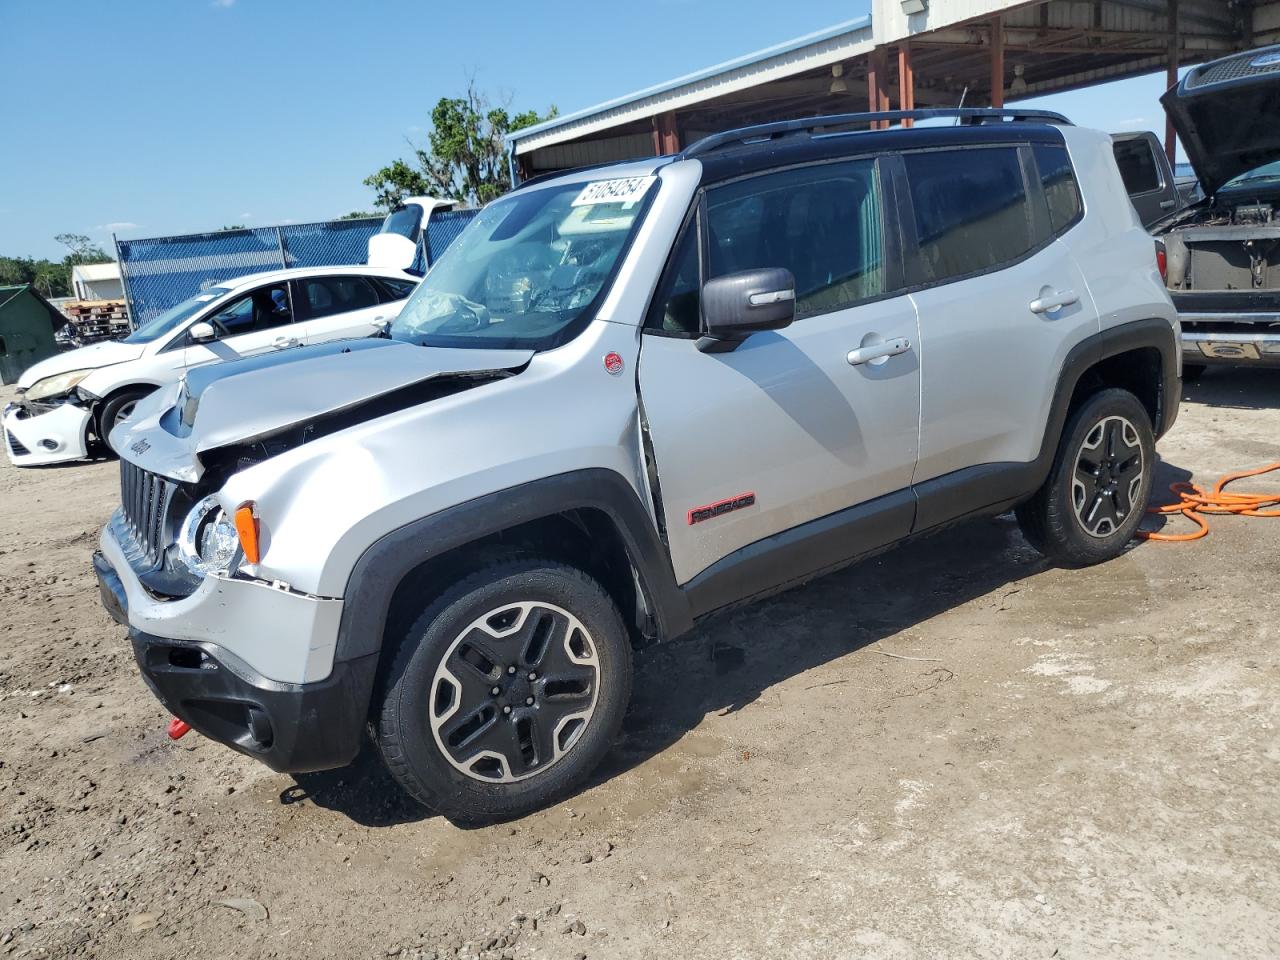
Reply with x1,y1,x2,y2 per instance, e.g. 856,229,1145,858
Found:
638,157,922,588
902,141,1096,519
293,274,390,344
1112,132,1180,226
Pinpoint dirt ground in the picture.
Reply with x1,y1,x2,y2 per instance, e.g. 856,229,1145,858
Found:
1,370,1278,960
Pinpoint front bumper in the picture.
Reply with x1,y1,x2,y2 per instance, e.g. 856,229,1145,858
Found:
94,548,376,774
3,400,92,465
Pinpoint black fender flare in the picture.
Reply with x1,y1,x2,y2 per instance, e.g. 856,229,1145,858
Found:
331,468,691,673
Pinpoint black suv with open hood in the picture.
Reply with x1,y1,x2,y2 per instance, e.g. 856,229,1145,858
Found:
1155,43,1280,372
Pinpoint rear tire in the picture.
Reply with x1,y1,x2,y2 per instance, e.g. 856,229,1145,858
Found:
374,557,632,825
98,388,154,454
1016,388,1155,567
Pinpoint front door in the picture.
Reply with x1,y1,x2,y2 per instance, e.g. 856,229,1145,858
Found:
182,281,301,366
638,158,922,589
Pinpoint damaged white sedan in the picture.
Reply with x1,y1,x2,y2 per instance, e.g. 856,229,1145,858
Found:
4,265,418,466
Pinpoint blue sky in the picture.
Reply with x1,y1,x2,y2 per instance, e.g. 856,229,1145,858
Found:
1,0,1179,260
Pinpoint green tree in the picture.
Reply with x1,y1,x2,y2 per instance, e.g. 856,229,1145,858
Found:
55,232,112,266
364,83,555,210
338,210,378,220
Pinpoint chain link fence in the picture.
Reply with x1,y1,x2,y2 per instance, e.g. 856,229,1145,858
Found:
116,210,479,327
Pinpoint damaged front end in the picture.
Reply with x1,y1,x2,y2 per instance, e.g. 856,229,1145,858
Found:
1156,44,1280,366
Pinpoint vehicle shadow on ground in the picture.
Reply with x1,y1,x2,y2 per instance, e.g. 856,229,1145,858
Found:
290,456,1194,828
1183,366,1280,410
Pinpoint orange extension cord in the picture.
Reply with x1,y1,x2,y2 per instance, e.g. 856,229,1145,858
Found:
1138,461,1280,541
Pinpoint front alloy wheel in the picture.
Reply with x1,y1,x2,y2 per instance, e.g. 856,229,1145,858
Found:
375,557,631,824
430,601,600,783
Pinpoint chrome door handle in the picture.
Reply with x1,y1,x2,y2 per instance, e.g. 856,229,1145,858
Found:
1029,289,1079,314
1160,198,1177,209
847,336,912,366
272,336,301,348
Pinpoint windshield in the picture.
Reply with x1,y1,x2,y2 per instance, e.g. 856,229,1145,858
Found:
1223,160,1280,189
390,175,656,350
124,287,232,343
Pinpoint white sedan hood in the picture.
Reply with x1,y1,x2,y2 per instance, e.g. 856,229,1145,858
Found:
18,340,146,389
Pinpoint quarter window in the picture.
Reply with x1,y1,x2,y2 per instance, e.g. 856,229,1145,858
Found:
1033,144,1082,234
705,160,885,320
904,147,1033,281
377,277,418,300
647,222,702,334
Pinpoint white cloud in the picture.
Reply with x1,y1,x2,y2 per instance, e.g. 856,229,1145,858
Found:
238,212,253,220
97,221,140,232
211,0,235,8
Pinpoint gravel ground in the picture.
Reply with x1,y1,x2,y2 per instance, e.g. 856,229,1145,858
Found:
1,369,1278,960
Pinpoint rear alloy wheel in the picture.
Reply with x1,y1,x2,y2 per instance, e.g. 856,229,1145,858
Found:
375,558,631,824
1016,388,1155,567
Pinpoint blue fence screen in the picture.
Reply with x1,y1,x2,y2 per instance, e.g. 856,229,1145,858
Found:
116,210,478,326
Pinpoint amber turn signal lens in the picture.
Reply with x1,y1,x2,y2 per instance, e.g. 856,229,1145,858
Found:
234,502,261,564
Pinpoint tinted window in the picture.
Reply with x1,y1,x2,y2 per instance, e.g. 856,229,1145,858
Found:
705,159,884,320
207,283,292,336
377,277,418,300
647,222,701,334
905,147,1033,281
301,276,380,319
1112,137,1161,194
380,205,423,240
1033,144,1082,234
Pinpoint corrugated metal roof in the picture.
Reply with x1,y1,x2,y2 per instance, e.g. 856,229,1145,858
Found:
508,15,874,154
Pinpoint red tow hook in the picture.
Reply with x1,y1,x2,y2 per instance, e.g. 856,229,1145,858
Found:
167,717,192,740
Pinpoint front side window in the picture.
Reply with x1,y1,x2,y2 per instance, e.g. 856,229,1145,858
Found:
705,159,885,320
1112,137,1161,195
300,276,379,318
377,277,418,300
207,283,292,337
647,222,701,334
391,176,656,350
1033,144,1082,234
905,147,1033,281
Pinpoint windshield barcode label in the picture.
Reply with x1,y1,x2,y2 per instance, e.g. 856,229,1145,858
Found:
572,176,656,208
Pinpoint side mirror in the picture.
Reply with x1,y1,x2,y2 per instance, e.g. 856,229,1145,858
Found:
188,321,216,344
697,268,796,353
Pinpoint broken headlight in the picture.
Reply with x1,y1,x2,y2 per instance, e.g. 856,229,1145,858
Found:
176,495,241,576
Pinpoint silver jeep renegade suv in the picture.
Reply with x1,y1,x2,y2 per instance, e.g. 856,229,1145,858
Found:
95,109,1180,823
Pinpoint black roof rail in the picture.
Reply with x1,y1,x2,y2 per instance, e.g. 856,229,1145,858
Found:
679,108,1073,159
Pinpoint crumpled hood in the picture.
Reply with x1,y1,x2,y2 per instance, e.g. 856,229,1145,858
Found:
1161,45,1280,198
111,338,533,482
17,340,146,389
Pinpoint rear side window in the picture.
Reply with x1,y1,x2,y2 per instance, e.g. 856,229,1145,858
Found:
300,276,380,318
1112,137,1161,195
705,159,885,320
904,147,1033,281
1033,144,1082,234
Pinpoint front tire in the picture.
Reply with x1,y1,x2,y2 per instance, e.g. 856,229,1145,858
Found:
98,388,154,454
1016,388,1155,567
375,557,632,824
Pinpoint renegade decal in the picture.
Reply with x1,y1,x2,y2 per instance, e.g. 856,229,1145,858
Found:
687,492,756,526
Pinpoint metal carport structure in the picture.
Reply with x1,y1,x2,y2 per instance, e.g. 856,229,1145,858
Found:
509,0,1277,177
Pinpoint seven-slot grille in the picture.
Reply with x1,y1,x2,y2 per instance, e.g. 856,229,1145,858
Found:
119,460,177,566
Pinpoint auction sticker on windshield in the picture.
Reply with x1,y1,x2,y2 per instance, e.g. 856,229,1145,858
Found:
572,176,656,209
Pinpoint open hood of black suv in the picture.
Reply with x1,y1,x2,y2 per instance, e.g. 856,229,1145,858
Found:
1162,45,1280,198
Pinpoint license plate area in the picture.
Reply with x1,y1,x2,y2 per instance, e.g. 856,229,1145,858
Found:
1197,340,1262,360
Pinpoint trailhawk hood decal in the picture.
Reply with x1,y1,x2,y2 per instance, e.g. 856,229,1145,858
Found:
18,340,145,389
1161,45,1280,198
111,338,533,481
